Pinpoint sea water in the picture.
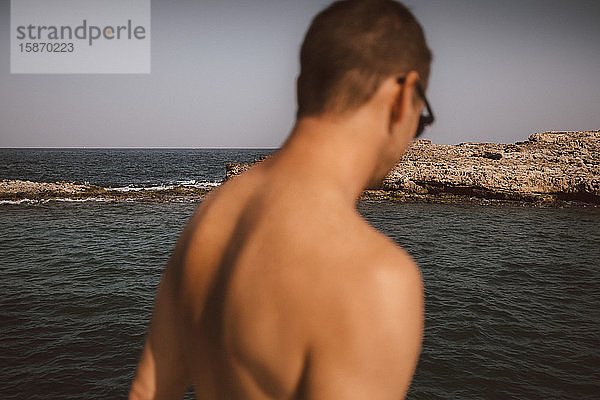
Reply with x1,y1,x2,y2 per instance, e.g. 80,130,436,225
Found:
1,149,598,399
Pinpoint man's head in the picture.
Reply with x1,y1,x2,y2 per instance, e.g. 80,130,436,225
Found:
296,0,432,120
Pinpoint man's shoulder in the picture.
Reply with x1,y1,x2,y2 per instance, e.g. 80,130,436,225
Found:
335,235,421,312
344,214,421,282
305,220,423,327
301,226,424,398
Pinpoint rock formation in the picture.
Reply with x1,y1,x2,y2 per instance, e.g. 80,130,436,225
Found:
227,131,600,205
0,180,210,203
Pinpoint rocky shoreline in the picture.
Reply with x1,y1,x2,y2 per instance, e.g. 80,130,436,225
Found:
227,131,600,206
0,180,211,203
2,131,598,206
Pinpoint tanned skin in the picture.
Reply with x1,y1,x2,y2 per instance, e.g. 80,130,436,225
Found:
129,72,425,399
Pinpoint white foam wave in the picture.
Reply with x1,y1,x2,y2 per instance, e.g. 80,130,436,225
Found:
53,198,112,203
109,185,175,192
0,197,112,205
175,180,197,186
174,179,223,188
109,180,222,192
187,180,222,188
0,199,38,205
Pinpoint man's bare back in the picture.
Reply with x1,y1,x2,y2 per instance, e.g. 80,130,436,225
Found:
130,152,423,399
130,1,432,398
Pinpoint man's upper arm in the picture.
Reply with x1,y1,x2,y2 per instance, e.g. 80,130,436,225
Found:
305,252,424,399
130,270,189,400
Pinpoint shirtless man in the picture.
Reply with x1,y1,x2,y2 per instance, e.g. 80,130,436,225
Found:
130,0,432,398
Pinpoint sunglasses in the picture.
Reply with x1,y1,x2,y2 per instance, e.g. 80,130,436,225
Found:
397,77,435,138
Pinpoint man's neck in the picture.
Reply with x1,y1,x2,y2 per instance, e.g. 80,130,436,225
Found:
270,113,389,205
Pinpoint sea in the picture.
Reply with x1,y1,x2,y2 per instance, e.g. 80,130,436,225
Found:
1,148,599,399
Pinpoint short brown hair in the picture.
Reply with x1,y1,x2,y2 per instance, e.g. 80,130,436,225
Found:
296,0,432,119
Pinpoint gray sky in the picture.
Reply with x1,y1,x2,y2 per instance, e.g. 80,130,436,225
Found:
1,0,599,148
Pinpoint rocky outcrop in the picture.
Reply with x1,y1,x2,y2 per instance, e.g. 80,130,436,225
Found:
0,180,210,203
0,180,97,199
226,131,600,206
226,155,270,180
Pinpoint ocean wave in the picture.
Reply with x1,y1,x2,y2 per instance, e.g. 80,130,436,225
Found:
109,180,222,192
0,197,113,205
109,185,175,192
0,199,39,205
53,198,113,203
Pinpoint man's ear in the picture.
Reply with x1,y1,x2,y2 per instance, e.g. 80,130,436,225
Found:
396,71,420,121
389,70,421,136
